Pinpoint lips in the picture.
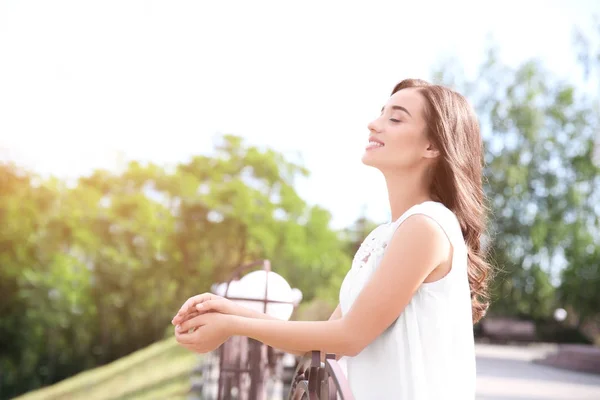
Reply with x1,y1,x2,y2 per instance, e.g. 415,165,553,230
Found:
366,137,384,149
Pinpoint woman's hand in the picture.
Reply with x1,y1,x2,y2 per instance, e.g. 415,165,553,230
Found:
172,293,221,325
174,312,234,354
172,293,249,326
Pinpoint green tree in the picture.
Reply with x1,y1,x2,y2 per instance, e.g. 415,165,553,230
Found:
0,134,353,398
557,20,600,329
434,40,600,324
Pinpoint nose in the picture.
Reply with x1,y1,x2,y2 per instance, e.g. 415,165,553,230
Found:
368,116,382,134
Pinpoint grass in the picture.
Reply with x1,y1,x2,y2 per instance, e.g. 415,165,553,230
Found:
14,337,200,400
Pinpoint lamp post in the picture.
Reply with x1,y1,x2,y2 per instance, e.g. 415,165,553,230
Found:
200,259,302,400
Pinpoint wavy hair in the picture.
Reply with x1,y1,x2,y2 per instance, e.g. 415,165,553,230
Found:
392,79,491,323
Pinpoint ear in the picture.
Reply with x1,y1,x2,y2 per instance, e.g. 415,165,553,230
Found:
424,142,441,159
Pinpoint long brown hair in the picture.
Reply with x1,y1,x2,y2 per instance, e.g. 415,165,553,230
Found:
392,79,491,323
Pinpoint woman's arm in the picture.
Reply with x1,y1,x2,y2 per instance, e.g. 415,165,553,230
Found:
230,317,353,355
174,294,343,356
237,304,344,356
177,214,450,357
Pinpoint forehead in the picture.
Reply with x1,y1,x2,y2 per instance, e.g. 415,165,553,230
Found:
386,87,426,117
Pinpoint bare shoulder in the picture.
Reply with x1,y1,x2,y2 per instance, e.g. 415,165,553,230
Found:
388,212,451,266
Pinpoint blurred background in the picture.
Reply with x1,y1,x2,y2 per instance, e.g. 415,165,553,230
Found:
1,1,600,399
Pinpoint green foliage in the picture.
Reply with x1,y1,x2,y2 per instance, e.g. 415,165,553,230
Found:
0,136,350,398
434,28,600,327
557,22,600,330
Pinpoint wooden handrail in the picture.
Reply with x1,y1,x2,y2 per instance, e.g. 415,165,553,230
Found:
287,351,355,400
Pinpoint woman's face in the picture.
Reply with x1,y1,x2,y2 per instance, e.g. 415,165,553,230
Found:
362,88,437,173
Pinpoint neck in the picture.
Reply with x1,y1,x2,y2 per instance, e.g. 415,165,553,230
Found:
383,168,432,221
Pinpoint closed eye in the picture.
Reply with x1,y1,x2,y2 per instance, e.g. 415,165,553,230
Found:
390,118,401,123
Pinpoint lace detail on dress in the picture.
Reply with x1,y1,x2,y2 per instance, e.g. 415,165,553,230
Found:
352,226,389,269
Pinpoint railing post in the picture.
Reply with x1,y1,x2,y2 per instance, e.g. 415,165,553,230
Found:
287,351,354,400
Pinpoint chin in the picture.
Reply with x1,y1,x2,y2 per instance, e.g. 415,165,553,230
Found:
361,152,379,168
360,152,371,165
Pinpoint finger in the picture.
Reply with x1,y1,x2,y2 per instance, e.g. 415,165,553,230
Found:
171,308,205,325
195,299,224,313
172,310,200,325
173,294,210,324
177,295,205,316
176,294,206,316
181,310,201,321
177,313,208,333
177,293,219,316
175,328,207,347
175,330,197,345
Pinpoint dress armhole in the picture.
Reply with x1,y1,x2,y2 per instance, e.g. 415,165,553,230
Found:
390,203,460,284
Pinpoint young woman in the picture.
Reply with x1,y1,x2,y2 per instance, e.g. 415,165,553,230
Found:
171,78,491,399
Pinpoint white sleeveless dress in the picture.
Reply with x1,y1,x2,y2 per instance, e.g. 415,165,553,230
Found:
339,201,476,399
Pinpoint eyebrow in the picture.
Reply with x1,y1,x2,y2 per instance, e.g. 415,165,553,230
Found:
381,105,412,117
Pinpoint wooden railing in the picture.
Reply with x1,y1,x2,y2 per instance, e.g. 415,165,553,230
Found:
287,351,354,400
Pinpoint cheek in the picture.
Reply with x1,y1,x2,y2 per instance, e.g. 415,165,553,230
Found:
387,131,423,159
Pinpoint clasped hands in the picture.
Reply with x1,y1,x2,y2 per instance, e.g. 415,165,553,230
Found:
171,293,240,353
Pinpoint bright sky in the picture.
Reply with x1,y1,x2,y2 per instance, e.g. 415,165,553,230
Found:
0,0,598,228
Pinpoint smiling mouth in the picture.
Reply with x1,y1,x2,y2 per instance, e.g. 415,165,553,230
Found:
366,140,384,150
